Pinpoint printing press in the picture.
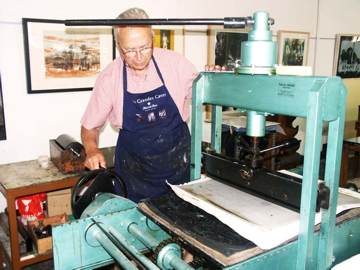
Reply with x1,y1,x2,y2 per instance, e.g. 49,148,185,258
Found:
53,11,360,270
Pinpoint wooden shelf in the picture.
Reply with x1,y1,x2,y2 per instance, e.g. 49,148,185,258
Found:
0,159,79,270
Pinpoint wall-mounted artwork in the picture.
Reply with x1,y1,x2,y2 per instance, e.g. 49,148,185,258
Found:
153,27,184,54
277,30,309,66
22,18,115,93
0,74,6,140
208,27,248,70
333,34,360,78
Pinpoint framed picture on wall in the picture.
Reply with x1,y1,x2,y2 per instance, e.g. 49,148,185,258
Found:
333,34,360,78
207,27,248,70
153,27,184,54
22,18,115,94
277,30,310,66
0,73,6,140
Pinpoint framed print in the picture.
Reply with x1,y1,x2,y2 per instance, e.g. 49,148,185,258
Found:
333,34,360,78
153,26,184,54
208,27,248,70
22,18,115,94
277,30,309,66
0,73,6,140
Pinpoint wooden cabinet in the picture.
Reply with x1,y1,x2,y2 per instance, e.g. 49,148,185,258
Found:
0,160,79,270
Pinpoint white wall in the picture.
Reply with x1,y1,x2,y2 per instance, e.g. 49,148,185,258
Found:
0,0,322,164
0,0,359,173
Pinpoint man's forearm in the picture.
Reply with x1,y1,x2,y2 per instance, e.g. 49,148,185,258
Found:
81,126,100,153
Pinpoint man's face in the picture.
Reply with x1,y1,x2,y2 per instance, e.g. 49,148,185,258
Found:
117,27,153,71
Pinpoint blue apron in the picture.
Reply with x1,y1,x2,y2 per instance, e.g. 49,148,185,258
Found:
114,57,190,202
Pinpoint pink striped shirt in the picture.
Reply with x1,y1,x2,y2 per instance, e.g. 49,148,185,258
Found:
81,48,198,129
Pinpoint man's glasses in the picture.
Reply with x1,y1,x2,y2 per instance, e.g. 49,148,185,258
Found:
120,43,153,58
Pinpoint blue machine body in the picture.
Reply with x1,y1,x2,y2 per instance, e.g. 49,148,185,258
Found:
53,194,171,270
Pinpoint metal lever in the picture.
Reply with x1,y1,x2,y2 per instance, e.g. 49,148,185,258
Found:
69,147,81,158
259,138,300,154
64,16,274,28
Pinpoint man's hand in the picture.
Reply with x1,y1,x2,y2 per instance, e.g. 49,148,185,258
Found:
84,148,106,170
81,126,106,170
205,65,227,72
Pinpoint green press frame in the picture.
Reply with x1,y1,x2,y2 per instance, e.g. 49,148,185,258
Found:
190,72,360,269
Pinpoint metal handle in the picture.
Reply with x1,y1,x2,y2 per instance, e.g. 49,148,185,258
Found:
64,16,274,28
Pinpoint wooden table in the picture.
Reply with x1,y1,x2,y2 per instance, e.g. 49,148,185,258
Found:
340,137,360,187
0,160,79,270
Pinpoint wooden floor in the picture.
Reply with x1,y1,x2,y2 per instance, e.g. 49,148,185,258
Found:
21,260,118,270
22,260,53,270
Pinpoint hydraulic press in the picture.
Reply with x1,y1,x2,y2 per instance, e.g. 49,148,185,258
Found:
52,11,360,270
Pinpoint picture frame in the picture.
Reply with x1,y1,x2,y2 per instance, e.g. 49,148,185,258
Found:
277,30,310,66
0,73,6,140
152,26,185,54
207,27,248,70
22,18,115,94
333,34,360,78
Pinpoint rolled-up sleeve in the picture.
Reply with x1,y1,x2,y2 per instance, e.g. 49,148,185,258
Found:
176,55,198,121
81,72,114,130
180,57,198,101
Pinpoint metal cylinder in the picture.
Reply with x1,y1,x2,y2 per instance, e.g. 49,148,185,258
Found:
246,111,265,137
108,226,160,270
157,243,194,270
251,11,273,40
241,41,277,67
128,222,160,249
238,11,277,74
92,227,138,270
128,223,194,270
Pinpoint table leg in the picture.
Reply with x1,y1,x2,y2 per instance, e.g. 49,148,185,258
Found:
353,151,360,177
0,241,5,269
340,146,349,187
7,194,21,270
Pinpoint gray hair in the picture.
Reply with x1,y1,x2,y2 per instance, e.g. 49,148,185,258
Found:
114,7,150,44
116,7,149,19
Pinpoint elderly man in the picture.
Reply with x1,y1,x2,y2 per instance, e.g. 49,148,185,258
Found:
80,8,198,202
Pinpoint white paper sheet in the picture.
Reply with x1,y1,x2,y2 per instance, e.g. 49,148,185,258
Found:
170,176,360,250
